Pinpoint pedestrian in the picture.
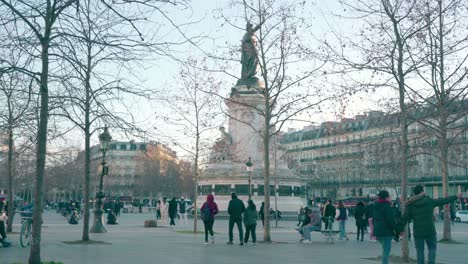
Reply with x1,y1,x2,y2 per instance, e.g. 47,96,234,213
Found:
159,197,168,224
297,206,305,227
227,192,246,245
0,200,11,248
243,200,258,245
113,202,121,218
156,200,161,220
354,201,366,242
373,190,396,264
300,207,322,243
259,202,265,226
68,210,80,225
107,209,118,225
401,185,460,264
336,200,348,240
168,197,178,226
366,199,377,242
322,200,336,230
201,194,219,245
178,197,188,225
392,201,402,242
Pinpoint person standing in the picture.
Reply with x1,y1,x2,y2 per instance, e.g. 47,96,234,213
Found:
297,206,305,227
201,194,218,245
322,200,336,230
0,201,11,247
168,197,178,226
243,200,258,245
373,190,396,264
354,201,367,242
366,199,377,242
178,197,188,225
336,201,348,240
401,185,460,264
227,193,246,245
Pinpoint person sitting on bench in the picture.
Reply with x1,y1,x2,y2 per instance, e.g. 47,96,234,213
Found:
107,209,118,225
299,207,322,243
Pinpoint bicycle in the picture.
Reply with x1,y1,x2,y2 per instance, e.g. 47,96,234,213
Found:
17,210,33,248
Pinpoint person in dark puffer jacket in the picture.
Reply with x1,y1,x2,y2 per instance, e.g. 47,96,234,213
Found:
243,200,258,244
373,190,395,264
401,185,460,264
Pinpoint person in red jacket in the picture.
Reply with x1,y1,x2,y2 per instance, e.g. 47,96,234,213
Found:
200,194,219,245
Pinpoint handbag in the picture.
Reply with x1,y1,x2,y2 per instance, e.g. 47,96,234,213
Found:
0,213,8,221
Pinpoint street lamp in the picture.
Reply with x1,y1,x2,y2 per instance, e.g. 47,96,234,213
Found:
90,126,112,233
245,157,253,199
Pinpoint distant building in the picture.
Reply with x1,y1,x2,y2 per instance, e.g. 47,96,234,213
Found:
282,105,468,200
90,140,180,197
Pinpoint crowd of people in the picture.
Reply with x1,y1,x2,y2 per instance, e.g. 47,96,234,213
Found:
0,185,463,264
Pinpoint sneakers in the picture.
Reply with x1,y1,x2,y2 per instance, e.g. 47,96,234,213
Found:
226,241,233,245
204,242,209,245
252,242,256,245
302,240,311,244
211,236,215,244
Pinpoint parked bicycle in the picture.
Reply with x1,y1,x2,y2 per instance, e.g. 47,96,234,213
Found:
17,210,33,248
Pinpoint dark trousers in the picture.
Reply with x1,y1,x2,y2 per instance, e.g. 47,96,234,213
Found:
170,217,176,226
324,218,333,230
229,217,243,242
0,221,6,240
415,237,437,264
244,224,256,243
203,219,214,242
357,225,364,241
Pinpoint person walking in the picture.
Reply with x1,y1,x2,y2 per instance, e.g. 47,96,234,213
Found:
373,190,396,264
178,197,188,225
366,199,377,242
243,200,258,245
336,200,348,240
354,201,367,242
159,197,168,224
322,200,336,230
168,197,178,226
227,193,246,245
401,185,461,264
200,194,219,245
259,202,265,227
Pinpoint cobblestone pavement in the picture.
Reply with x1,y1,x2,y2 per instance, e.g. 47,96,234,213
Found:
1,211,467,264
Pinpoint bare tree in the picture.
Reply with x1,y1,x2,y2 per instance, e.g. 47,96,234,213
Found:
154,57,223,233
406,0,468,241
0,51,35,232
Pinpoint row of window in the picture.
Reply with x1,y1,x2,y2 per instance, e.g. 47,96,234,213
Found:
109,143,147,151
199,185,304,196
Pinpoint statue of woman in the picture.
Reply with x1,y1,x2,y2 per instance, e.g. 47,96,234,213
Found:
240,21,263,82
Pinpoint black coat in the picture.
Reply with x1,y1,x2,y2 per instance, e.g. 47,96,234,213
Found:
168,199,178,218
373,200,396,238
402,193,457,239
228,198,246,219
354,204,367,227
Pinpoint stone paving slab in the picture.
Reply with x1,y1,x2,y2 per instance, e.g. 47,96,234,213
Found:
1,211,467,264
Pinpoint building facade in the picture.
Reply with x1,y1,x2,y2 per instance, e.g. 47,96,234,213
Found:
282,109,468,200
90,140,180,198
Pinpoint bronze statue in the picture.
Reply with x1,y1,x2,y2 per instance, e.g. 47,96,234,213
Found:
239,21,263,85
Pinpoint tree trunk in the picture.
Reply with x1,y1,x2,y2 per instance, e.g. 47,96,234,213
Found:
440,126,451,240
193,140,199,233
7,128,15,232
29,36,50,264
263,103,271,242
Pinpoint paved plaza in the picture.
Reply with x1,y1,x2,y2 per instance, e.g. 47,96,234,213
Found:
1,211,467,264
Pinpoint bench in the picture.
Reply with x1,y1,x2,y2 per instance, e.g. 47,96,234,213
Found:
319,229,340,244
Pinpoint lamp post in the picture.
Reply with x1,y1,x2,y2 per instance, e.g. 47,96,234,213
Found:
245,157,253,199
90,126,111,233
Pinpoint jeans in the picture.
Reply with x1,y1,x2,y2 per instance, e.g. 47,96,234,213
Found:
303,225,320,241
368,218,376,240
203,219,214,242
338,220,346,239
415,237,437,264
0,220,6,240
244,224,256,243
378,236,393,264
229,217,243,242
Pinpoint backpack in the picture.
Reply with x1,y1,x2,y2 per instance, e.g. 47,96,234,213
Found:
202,203,211,221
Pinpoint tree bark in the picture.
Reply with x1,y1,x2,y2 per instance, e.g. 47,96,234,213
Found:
7,127,14,232
263,100,271,242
